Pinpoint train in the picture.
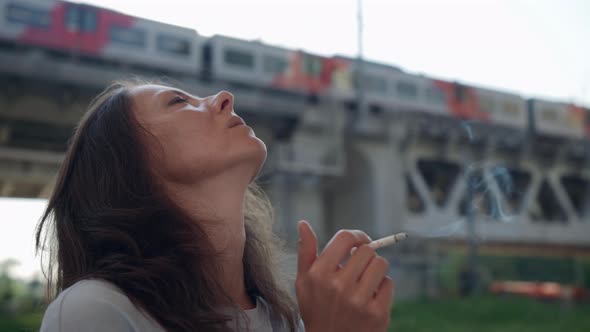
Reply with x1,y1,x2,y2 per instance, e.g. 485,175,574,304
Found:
1,0,589,140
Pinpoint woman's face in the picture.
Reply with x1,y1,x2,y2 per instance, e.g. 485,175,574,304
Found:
129,84,267,184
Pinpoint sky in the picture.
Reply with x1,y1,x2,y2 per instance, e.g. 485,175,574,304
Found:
0,198,47,280
1,0,589,280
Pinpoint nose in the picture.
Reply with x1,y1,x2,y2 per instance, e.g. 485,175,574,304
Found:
209,91,234,114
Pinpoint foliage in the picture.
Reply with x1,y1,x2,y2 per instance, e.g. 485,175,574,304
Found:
0,312,43,332
0,259,45,331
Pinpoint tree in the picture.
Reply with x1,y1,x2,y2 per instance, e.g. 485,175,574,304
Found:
0,258,20,312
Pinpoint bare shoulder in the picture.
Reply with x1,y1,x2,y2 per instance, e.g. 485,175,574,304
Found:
40,279,164,332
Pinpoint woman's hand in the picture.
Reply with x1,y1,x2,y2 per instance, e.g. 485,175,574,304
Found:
295,220,394,332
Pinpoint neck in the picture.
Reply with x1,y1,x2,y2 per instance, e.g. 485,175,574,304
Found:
165,173,255,309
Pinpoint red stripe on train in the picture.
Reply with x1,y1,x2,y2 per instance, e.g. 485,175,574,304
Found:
18,1,134,55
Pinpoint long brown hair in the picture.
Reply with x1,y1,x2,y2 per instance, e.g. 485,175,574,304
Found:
35,80,298,331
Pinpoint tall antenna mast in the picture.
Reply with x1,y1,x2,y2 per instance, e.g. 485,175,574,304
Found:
356,0,367,129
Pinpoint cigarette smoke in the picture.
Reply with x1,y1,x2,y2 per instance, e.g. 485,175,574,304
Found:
424,121,517,238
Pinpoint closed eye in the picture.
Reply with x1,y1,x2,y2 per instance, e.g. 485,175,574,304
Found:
168,95,189,106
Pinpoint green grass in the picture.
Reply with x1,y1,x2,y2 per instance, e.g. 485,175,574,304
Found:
1,297,589,332
389,296,590,332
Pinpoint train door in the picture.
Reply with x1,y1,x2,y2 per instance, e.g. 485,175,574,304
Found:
64,3,99,55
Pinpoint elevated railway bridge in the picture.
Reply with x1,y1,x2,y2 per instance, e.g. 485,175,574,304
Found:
1,48,588,297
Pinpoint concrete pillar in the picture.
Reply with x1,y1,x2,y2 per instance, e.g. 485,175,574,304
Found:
266,172,326,244
355,140,405,238
324,145,375,237
289,175,327,243
267,172,294,240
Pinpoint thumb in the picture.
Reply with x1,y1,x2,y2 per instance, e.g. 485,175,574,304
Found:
297,220,318,275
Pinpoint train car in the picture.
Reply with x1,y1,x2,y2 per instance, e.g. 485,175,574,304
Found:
206,34,342,95
0,0,584,140
0,0,202,74
330,56,451,116
528,99,586,139
271,51,343,95
329,56,398,109
205,35,291,88
432,81,485,120
584,106,590,138
471,86,528,129
431,81,528,130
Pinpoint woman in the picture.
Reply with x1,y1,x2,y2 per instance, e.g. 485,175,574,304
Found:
36,80,394,331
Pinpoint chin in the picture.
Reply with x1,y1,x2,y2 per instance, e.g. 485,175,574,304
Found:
237,135,264,182
249,141,267,182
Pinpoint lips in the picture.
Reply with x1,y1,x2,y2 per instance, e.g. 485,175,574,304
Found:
227,116,246,128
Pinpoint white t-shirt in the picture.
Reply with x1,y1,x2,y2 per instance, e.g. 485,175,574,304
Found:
40,279,303,331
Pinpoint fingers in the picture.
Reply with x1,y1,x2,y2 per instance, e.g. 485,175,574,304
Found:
316,230,372,271
297,220,318,276
373,276,394,309
341,245,376,282
358,256,389,301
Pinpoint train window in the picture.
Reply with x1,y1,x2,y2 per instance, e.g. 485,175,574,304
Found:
303,54,322,77
81,9,97,32
224,48,254,68
263,55,288,74
425,87,446,104
110,26,146,48
502,101,519,115
362,74,387,93
396,81,418,99
540,107,558,122
66,6,97,32
65,6,79,31
478,96,495,114
302,55,322,76
157,35,191,56
6,3,50,28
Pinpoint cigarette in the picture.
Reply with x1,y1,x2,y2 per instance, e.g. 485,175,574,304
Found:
368,232,408,249
351,232,408,254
